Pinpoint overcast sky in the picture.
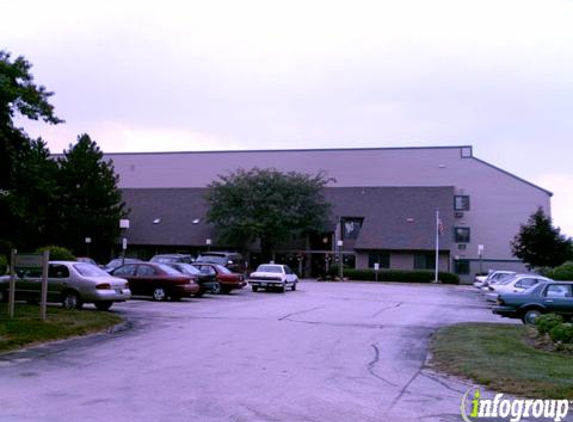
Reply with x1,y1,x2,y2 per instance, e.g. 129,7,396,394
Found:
3,0,573,235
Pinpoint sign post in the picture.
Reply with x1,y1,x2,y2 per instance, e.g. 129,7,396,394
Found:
10,251,48,320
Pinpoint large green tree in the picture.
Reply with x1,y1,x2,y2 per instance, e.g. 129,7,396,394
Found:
0,50,63,251
511,207,573,269
55,134,127,259
206,168,333,261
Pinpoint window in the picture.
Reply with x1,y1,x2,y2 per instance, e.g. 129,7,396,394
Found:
136,265,158,276
454,195,470,211
368,253,390,269
454,259,470,274
546,284,572,298
454,227,470,243
341,217,363,240
414,253,435,270
48,265,69,278
113,265,136,276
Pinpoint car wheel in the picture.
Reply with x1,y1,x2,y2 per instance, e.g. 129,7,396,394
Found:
252,286,259,292
62,291,83,310
152,287,167,301
95,301,113,311
291,282,297,291
522,309,543,325
211,283,221,295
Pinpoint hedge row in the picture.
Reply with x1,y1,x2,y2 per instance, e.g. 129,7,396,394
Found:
326,266,460,284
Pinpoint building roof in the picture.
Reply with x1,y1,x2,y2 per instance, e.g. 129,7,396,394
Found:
105,145,551,196
122,186,454,251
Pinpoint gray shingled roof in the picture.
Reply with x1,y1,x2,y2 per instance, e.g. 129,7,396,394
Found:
121,186,454,250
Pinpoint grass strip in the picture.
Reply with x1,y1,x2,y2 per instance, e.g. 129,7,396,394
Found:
0,303,123,354
430,322,573,399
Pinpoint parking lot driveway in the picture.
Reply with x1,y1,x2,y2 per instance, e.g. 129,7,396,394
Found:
1,281,507,422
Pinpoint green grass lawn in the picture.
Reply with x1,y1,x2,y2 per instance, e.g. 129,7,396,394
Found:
430,323,573,399
0,303,124,354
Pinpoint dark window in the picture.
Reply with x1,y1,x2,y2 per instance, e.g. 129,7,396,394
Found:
48,265,69,278
454,259,470,275
454,195,470,211
454,227,470,243
136,265,158,276
341,218,363,240
113,265,136,276
413,254,435,270
368,253,390,269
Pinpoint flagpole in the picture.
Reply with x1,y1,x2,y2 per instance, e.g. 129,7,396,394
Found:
434,209,439,283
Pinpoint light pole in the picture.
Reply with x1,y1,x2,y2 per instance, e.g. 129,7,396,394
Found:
337,240,343,280
478,244,484,274
85,237,91,257
119,219,130,266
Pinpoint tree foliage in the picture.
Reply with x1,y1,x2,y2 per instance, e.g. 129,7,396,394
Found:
55,134,128,259
0,50,63,190
206,168,333,260
511,207,573,269
0,51,127,260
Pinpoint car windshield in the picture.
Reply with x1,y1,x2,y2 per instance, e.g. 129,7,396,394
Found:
156,264,185,275
257,265,282,273
173,263,200,275
73,263,110,277
197,255,227,265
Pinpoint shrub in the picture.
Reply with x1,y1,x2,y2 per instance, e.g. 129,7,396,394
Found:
326,267,459,284
535,314,564,335
36,246,76,261
0,254,7,275
546,262,573,281
549,323,573,344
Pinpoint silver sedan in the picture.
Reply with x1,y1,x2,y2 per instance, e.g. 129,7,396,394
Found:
1,261,131,311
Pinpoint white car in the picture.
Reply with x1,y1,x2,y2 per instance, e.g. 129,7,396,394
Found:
484,274,552,302
473,270,515,289
248,264,299,293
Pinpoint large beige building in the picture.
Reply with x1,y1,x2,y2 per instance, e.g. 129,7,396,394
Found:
106,145,551,282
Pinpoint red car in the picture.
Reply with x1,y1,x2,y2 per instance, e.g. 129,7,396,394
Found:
192,263,246,294
111,262,199,301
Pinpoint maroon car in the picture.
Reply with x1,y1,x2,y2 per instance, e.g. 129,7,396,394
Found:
192,263,246,294
111,262,199,301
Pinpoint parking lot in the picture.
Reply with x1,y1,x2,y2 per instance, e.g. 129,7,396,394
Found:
1,281,507,422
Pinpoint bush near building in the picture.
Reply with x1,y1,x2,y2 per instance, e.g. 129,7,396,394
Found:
326,267,459,284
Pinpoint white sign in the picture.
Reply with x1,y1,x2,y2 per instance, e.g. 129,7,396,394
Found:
119,219,130,229
122,238,128,250
14,253,43,268
374,263,380,271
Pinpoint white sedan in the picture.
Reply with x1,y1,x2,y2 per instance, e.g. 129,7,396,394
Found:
248,264,299,293
484,274,552,302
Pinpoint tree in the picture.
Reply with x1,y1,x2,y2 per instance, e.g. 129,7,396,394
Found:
511,207,573,269
0,50,63,251
56,134,127,259
206,168,333,261
0,50,63,190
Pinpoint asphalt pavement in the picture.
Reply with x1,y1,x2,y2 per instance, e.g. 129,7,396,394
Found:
0,281,528,422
